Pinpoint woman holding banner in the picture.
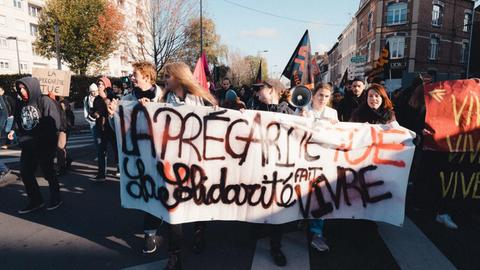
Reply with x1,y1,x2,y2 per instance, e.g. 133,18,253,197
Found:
110,61,217,269
350,83,396,124
298,82,338,253
160,62,217,270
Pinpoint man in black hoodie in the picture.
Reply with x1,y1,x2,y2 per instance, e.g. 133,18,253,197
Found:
8,77,62,214
337,77,366,122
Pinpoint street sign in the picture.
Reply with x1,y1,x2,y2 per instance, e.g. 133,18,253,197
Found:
351,55,367,63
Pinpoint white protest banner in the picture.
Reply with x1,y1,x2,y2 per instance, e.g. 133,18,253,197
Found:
114,101,416,226
32,67,71,96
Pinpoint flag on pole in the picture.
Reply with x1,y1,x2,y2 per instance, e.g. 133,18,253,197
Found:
193,53,209,92
339,68,349,89
281,30,315,89
367,42,390,83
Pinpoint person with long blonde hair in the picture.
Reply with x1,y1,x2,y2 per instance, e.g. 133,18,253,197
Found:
162,62,217,106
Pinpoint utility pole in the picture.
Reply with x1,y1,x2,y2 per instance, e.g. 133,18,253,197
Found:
200,0,203,55
55,23,61,70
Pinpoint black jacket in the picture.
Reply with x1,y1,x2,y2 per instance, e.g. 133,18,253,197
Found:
92,95,114,134
350,103,396,125
255,101,295,115
14,77,61,149
337,91,366,122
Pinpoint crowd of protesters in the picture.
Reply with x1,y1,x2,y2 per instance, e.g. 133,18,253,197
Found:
0,59,471,269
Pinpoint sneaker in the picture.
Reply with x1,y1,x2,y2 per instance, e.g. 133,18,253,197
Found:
436,214,458,230
18,201,45,214
164,252,181,270
311,234,330,252
113,171,120,177
142,233,157,254
1,145,8,150
46,199,63,211
90,175,106,182
270,248,287,267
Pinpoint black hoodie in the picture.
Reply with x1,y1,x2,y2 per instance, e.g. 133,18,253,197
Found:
14,77,61,149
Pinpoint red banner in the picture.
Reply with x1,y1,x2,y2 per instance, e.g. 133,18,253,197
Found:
424,79,480,152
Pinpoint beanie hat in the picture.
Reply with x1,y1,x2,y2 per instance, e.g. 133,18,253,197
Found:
89,83,98,92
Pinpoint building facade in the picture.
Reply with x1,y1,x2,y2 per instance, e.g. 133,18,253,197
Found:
0,0,148,76
355,0,475,88
469,5,480,77
327,42,340,85
337,17,358,81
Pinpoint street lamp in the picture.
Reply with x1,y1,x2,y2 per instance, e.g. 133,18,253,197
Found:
6,36,20,74
257,50,268,56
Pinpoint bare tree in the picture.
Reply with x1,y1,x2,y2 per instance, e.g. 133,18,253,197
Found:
227,50,267,86
126,0,197,75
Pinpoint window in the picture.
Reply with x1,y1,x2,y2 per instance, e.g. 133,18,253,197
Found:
0,60,9,70
429,37,439,60
387,3,407,25
15,19,25,31
387,36,405,59
367,12,373,31
463,13,472,32
432,4,443,26
13,0,22,9
0,38,7,48
359,22,364,38
0,15,6,26
20,62,27,72
30,23,38,36
461,42,469,63
28,5,40,17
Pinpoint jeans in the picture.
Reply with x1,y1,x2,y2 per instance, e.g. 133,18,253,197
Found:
97,129,118,177
90,124,99,156
0,161,8,173
309,219,325,235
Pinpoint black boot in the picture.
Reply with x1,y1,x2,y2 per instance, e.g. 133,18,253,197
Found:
270,248,287,267
164,251,181,270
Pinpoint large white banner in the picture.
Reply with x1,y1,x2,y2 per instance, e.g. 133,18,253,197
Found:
114,101,416,226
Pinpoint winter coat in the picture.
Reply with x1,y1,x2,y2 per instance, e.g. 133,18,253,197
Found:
350,103,396,125
13,77,61,149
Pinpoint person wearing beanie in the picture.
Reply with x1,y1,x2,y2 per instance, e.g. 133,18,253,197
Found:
84,83,100,166
90,76,119,181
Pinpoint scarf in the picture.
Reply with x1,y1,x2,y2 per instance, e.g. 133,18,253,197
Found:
133,86,156,100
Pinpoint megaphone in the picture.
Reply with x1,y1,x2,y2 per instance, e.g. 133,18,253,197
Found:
289,85,312,108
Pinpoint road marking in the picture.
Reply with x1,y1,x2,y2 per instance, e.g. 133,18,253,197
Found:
378,217,456,270
0,133,94,163
251,230,309,270
122,259,168,270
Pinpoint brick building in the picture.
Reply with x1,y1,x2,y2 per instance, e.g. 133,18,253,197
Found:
470,5,480,77
355,0,475,88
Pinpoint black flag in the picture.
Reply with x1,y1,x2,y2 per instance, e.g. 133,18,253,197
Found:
339,68,349,88
281,30,314,89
